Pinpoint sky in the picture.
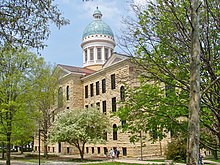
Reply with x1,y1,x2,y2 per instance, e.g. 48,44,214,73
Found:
40,0,146,67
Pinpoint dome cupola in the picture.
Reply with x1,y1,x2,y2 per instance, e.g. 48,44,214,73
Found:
82,7,114,39
81,7,115,71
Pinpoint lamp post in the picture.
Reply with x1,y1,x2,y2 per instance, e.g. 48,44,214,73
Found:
38,128,41,165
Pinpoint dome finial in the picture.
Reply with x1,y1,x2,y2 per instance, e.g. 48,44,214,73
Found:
93,7,102,20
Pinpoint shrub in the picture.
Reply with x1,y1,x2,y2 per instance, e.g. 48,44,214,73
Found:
165,136,187,161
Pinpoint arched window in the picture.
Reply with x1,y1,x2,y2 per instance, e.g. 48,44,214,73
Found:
120,86,125,101
113,124,117,140
58,87,63,108
66,86,70,100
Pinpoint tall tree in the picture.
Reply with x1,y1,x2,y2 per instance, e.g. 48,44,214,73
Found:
0,0,69,49
118,0,219,162
0,47,47,165
187,0,201,164
49,108,110,160
33,63,59,158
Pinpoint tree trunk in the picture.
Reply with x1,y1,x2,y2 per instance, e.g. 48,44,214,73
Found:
75,142,85,160
20,141,24,154
43,113,48,158
6,133,11,165
1,142,4,159
187,0,201,165
43,129,48,158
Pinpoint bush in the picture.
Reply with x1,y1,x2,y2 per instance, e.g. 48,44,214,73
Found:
165,136,187,161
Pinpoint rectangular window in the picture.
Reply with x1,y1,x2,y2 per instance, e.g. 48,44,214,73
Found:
86,147,89,154
112,97,116,112
85,49,87,62
102,79,106,93
111,74,116,89
67,147,70,154
96,81,100,95
90,48,94,61
91,104,93,107
96,102,100,110
85,85,88,98
97,147,100,154
104,147,108,155
92,147,94,154
97,48,101,60
102,101,106,114
104,48,108,60
122,147,127,156
90,83,94,97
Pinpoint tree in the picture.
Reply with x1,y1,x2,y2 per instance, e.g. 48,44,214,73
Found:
118,0,219,163
0,47,47,165
49,108,110,160
33,63,59,158
0,0,69,49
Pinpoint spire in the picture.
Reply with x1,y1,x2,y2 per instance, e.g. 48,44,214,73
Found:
93,7,102,20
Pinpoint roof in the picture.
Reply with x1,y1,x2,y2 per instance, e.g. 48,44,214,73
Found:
57,64,95,75
82,8,114,38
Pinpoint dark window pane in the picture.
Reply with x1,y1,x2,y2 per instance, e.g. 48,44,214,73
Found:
85,85,88,98
96,81,100,95
120,86,125,101
102,101,106,114
102,79,106,93
90,83,94,97
97,147,100,154
66,86,70,100
122,147,127,156
111,74,116,89
112,97,116,112
113,124,117,140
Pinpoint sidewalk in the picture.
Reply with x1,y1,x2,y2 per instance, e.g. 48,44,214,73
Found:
1,158,220,165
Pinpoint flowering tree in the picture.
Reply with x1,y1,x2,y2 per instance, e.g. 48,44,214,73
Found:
49,108,110,160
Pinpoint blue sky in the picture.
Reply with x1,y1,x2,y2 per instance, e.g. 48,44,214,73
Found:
40,0,145,67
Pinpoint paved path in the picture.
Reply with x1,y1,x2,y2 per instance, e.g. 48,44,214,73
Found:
0,159,220,165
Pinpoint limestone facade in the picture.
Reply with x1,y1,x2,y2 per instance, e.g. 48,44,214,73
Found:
34,53,169,158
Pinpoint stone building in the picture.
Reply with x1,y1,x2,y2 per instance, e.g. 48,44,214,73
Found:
34,7,169,158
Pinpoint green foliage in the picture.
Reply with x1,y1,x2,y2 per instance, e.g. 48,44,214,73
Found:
1,0,69,49
119,0,220,152
165,136,187,161
0,47,51,164
117,81,188,143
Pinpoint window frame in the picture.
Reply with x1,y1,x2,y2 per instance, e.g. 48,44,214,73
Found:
102,100,106,114
102,79,106,93
97,47,102,60
90,83,94,97
85,85,88,98
90,48,94,61
111,74,116,89
112,97,116,112
96,81,100,95
113,124,117,140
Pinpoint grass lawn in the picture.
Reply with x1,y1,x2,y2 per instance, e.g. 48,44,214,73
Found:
78,163,163,165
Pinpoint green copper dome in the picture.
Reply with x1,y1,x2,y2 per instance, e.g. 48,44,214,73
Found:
82,7,114,38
